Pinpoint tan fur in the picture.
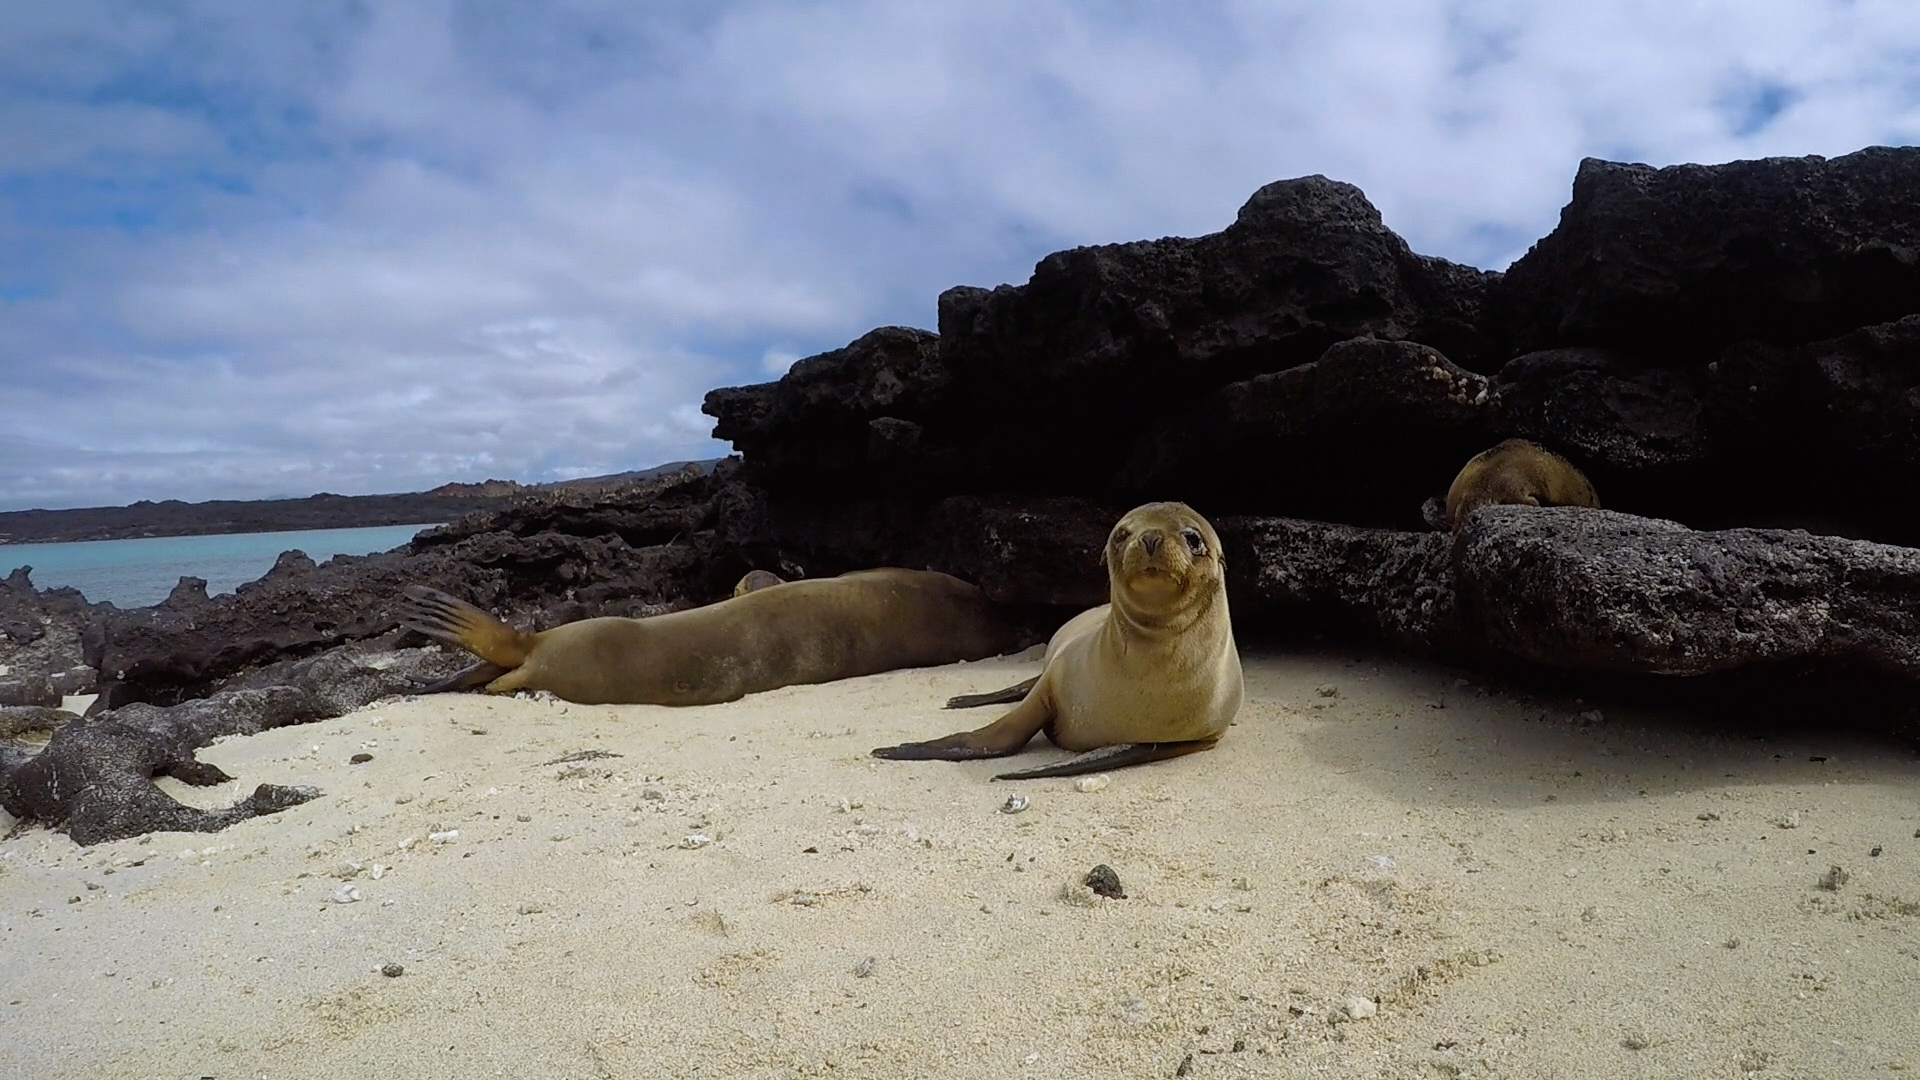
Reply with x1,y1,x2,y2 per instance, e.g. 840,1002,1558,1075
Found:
401,589,535,669
1445,438,1600,529
872,502,1243,777
730,569,786,598
401,568,1019,707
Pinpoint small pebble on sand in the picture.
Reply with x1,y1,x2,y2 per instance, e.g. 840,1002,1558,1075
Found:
1000,794,1029,814
853,956,876,978
1074,775,1110,793
1315,684,1339,698
1085,864,1126,899
380,963,404,978
330,884,361,904
1817,865,1849,891
1343,996,1378,1020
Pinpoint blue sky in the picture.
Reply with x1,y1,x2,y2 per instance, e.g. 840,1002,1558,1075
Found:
1,1,1917,511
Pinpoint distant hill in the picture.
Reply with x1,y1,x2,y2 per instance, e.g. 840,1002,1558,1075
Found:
0,460,720,545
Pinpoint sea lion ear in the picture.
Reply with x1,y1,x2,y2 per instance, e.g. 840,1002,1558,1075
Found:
1098,546,1108,567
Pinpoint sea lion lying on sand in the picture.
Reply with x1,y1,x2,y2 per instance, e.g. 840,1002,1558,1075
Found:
1444,438,1600,529
400,568,1020,706
872,502,1243,779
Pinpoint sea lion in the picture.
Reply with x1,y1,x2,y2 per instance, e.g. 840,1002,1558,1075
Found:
399,568,1019,706
872,502,1243,780
1444,438,1600,529
731,569,787,597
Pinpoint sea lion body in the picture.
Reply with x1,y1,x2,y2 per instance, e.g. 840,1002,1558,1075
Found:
402,569,1016,707
874,502,1243,779
1445,438,1599,528
731,569,787,597
1034,601,1240,750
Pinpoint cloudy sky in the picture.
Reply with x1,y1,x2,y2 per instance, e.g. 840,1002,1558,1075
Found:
1,1,1916,511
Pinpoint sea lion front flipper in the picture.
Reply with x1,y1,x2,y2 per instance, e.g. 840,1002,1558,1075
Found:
944,676,1040,710
411,661,509,695
990,738,1219,780
872,695,1051,761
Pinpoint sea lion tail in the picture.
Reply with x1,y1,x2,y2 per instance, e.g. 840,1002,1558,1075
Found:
398,585,535,668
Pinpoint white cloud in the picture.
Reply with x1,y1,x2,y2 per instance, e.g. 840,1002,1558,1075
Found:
1,0,1917,509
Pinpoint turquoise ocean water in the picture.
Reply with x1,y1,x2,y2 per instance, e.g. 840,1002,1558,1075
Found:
0,523,436,608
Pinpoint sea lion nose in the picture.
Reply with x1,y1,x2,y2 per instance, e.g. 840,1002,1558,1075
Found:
1140,531,1162,556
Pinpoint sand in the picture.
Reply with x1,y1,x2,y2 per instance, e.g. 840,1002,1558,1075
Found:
3,644,1918,1079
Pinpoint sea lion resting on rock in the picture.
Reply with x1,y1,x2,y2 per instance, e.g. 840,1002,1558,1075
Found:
731,569,786,597
872,502,1243,780
1444,438,1599,529
400,569,1020,706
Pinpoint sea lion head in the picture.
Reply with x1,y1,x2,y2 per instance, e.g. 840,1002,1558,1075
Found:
731,569,787,598
1103,501,1225,626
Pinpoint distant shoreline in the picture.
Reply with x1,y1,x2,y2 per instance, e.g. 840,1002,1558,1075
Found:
0,459,718,545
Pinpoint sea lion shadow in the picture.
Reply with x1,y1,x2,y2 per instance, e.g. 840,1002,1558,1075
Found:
1261,644,1920,809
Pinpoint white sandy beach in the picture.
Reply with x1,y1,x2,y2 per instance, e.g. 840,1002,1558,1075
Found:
3,645,1918,1079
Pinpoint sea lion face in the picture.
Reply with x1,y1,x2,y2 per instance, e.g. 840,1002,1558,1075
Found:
1104,502,1224,619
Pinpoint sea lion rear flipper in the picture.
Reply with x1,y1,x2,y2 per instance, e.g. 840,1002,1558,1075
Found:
872,695,1051,761
990,739,1219,780
410,661,510,695
397,585,535,668
944,676,1040,709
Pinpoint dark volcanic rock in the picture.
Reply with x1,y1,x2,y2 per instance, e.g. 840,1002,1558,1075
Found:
1221,516,1455,644
1229,505,1920,682
0,567,106,707
705,327,951,496
0,643,465,844
705,175,1498,500
1803,315,1920,493
1124,338,1493,524
718,491,1112,611
1494,148,1920,358
0,672,58,708
0,713,321,846
1451,507,1920,679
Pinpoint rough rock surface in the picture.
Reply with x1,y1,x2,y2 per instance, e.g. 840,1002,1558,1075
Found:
1450,507,1920,678
0,567,106,705
1493,148,1920,358
706,175,1497,501
1229,505,1920,684
0,643,467,844
1123,338,1493,524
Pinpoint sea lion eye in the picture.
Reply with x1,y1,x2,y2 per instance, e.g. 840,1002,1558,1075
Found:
1181,528,1205,555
